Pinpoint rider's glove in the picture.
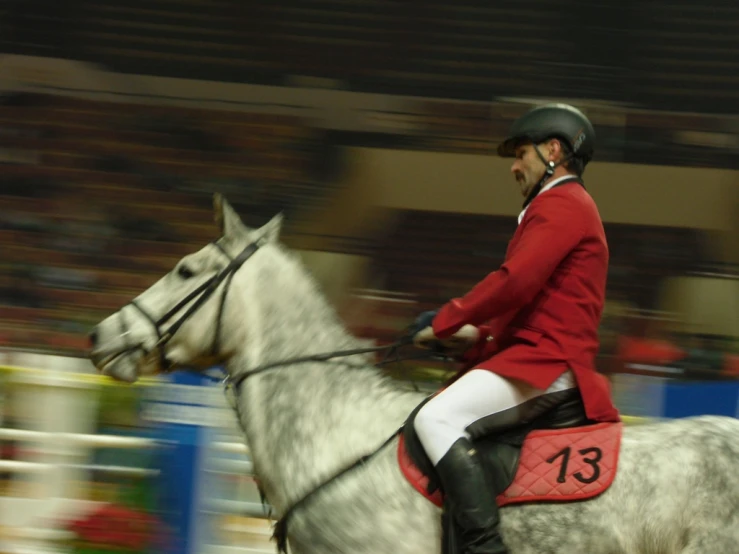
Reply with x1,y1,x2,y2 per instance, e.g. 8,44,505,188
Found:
409,310,438,338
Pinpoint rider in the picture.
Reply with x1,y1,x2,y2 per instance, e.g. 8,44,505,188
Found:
411,103,621,554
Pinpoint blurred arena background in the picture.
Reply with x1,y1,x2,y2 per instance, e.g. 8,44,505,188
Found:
1,1,738,553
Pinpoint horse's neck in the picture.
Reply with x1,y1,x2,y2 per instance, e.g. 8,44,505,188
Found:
225,255,424,513
236,361,422,513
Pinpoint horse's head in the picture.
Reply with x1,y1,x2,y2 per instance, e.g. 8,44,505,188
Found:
88,194,283,382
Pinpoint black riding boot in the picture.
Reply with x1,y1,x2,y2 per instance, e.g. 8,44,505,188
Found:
436,437,509,554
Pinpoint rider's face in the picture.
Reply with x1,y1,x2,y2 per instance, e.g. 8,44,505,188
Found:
510,143,547,198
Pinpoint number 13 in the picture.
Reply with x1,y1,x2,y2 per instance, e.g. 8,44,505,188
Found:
546,446,602,484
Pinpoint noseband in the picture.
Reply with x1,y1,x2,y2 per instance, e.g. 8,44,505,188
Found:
127,239,263,371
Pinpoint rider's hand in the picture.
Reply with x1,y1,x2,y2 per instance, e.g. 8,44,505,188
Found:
413,325,441,350
414,323,481,355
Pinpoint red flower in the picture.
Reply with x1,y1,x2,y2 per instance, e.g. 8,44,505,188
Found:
63,502,161,551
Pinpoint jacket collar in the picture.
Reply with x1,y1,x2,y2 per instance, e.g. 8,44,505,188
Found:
518,174,579,225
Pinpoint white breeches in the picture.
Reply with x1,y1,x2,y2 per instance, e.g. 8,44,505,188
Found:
414,369,577,465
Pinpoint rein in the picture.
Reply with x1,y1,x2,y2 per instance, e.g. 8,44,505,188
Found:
222,336,438,554
226,336,414,389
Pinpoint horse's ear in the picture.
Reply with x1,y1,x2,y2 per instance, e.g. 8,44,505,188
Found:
256,212,283,244
213,193,247,239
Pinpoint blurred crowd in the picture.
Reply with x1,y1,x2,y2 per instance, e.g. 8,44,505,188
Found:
1,90,737,382
6,0,739,115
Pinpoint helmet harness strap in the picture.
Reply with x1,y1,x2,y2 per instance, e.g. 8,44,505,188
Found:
522,142,575,209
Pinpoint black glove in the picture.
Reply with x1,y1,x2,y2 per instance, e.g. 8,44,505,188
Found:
409,310,438,337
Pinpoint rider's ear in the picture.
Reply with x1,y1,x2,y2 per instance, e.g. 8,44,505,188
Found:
214,193,248,240
255,212,283,244
550,139,563,162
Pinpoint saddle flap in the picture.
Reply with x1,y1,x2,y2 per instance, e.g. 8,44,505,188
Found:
476,437,525,495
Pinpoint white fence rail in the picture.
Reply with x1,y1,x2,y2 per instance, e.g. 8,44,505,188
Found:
0,428,158,448
0,353,273,554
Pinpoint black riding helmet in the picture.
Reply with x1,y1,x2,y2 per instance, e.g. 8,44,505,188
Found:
497,103,595,166
497,103,596,207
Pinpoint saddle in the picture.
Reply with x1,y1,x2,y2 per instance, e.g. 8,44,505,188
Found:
399,391,623,554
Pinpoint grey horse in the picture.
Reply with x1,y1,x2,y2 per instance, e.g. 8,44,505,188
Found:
89,195,739,554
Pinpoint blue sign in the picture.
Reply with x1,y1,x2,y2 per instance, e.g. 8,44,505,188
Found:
144,370,216,554
661,380,739,419
612,373,739,420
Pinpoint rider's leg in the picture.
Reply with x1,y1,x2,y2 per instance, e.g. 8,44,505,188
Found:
414,369,576,554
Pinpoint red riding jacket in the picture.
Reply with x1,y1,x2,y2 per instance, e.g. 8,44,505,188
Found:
432,179,620,423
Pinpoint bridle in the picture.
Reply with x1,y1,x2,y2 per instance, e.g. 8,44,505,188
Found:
126,239,263,371
117,235,440,553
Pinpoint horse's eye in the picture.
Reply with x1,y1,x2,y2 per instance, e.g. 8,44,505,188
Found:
177,265,195,280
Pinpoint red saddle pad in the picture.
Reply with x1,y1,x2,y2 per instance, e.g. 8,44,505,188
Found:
398,422,623,508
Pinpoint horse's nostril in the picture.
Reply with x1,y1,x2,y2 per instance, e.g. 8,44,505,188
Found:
89,329,99,348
